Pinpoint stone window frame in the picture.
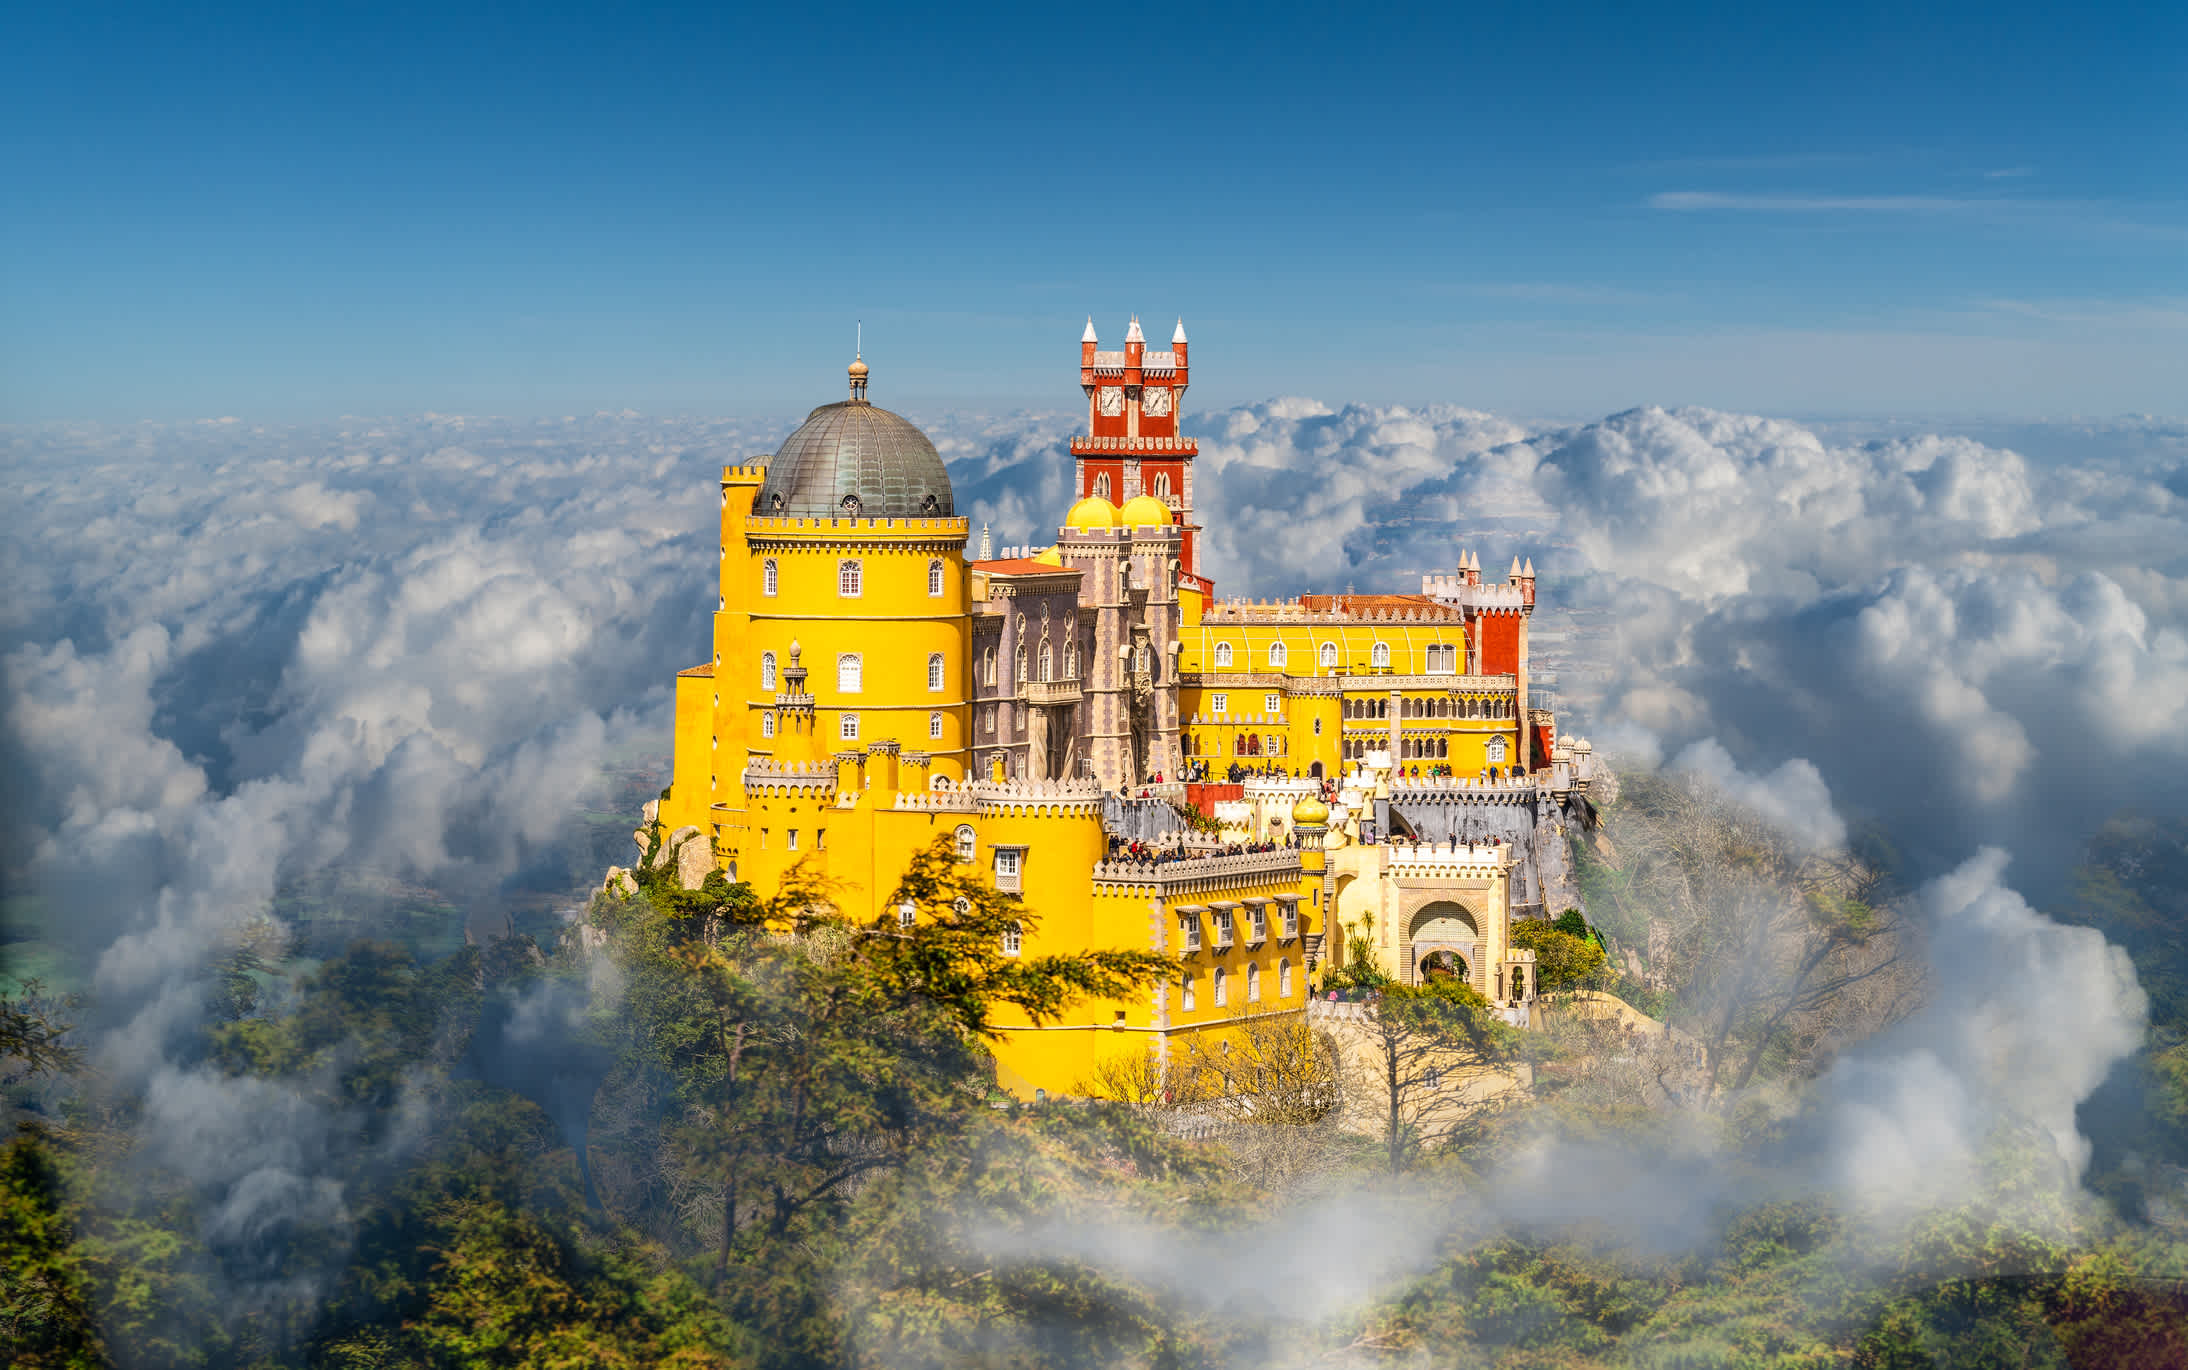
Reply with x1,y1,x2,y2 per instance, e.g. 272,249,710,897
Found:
926,559,944,597
1319,640,1339,669
837,559,862,598
1213,641,1233,668
992,844,1026,894
928,710,944,740
762,559,779,596
760,711,776,739
838,653,862,693
760,651,777,691
839,712,859,742
1268,641,1287,670
954,825,977,863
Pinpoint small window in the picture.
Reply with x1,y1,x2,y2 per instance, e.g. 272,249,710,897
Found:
1213,910,1234,946
761,652,777,691
1487,735,1508,764
1001,921,1022,956
1372,642,1391,670
1282,903,1299,938
1038,641,1053,681
1181,912,1202,952
838,559,862,597
927,653,945,691
994,848,1022,893
1265,692,1280,714
1212,693,1228,715
927,559,944,596
928,710,944,739
1279,958,1293,997
1152,471,1171,499
762,559,779,596
1319,641,1339,669
955,825,976,863
898,902,916,928
1093,472,1112,499
1313,717,1323,736
1181,974,1197,1012
1214,642,1233,668
984,706,997,735
1249,907,1266,942
761,712,776,739
1268,642,1287,670
1247,962,1261,1003
838,654,862,693
787,830,799,851
1213,966,1228,1007
840,712,859,741
982,647,997,686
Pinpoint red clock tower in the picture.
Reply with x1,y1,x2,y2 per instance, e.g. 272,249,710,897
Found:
1073,315,1201,576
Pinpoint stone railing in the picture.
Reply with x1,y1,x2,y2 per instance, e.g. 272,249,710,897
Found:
1024,677,1083,705
1390,774,1544,802
1091,848,1302,892
1385,840,1516,879
891,790,980,813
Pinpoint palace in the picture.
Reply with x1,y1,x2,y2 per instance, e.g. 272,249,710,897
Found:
654,318,1600,1095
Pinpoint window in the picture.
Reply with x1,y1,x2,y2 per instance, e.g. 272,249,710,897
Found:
1427,643,1457,674
928,710,944,739
1037,640,1053,681
984,706,997,735
1093,472,1112,499
761,712,776,739
1001,921,1022,955
1213,966,1228,1006
1212,693,1228,715
994,848,1022,893
1247,962,1261,1003
1214,642,1233,668
954,825,976,863
927,653,945,691
1152,471,1171,499
1014,641,1026,683
982,647,996,686
1213,910,1234,946
1268,642,1287,670
1312,717,1322,736
1372,642,1391,670
1181,912,1202,952
1280,958,1293,997
838,559,862,597
1249,906,1266,942
761,652,777,691
838,654,862,693
762,559,779,596
787,829,799,851
839,713,859,741
927,559,944,596
1265,692,1280,714
898,902,916,929
1181,974,1196,1012
1282,902,1299,938
1487,735,1508,764
1319,641,1339,669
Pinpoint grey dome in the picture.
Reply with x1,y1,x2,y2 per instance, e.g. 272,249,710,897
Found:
756,399,955,520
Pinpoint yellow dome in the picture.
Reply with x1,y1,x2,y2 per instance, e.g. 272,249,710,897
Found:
1064,495,1119,530
1118,495,1173,528
1032,545,1063,566
1291,793,1330,826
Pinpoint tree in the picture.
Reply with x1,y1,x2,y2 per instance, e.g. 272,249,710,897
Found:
1350,979,1515,1174
1174,1008,1347,1189
1509,919,1608,995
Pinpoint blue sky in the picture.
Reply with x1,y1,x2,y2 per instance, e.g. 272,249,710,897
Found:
4,1,2182,421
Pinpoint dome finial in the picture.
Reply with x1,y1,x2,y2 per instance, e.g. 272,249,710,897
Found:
847,321,869,401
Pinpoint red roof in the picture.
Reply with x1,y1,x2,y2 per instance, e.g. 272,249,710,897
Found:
1297,593,1461,616
973,558,1080,577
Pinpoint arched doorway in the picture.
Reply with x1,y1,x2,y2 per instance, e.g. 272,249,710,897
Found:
1408,901,1479,988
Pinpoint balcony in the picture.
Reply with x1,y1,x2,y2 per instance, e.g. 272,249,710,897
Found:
1024,676,1082,706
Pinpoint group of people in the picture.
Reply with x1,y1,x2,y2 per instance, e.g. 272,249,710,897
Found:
1103,836,1291,866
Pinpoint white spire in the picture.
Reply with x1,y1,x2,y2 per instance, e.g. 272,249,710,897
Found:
1172,317,1188,344
1081,316,1097,344
1523,557,1534,577
1125,315,1145,344
979,523,993,560
1510,555,1523,580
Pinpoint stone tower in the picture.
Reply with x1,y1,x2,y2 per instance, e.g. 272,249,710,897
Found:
1073,315,1201,576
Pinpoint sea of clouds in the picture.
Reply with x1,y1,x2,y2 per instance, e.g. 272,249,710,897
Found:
4,396,2185,1331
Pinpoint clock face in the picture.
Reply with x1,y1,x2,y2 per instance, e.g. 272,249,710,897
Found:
1142,386,1173,417
1096,386,1124,416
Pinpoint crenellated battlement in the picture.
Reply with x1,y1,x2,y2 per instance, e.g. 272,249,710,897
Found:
1385,839,1517,879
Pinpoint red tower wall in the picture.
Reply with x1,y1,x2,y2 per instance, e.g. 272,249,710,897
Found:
1479,611,1524,677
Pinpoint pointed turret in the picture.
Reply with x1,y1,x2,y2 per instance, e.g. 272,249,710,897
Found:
1082,316,1099,343
1510,555,1523,583
1080,317,1097,372
979,523,993,561
1172,317,1188,344
1125,315,1145,343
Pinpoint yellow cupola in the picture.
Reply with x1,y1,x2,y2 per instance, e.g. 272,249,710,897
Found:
1117,494,1172,528
1291,793,1330,827
1064,495,1119,530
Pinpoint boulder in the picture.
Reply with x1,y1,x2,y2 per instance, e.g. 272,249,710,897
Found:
641,798,660,826
653,824,701,870
602,866,638,898
674,830,716,891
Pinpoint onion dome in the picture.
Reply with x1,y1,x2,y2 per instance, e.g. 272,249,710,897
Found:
1117,494,1172,528
755,357,954,519
1291,793,1330,827
1064,495,1119,530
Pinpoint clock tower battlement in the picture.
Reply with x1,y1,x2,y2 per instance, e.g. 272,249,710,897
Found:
1072,314,1201,575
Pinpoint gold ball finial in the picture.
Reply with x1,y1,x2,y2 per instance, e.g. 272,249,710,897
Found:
847,353,869,401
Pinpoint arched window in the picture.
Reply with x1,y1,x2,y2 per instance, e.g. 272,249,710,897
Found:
1001,921,1022,956
761,652,778,691
1064,639,1078,677
927,559,944,596
839,712,859,741
1093,472,1111,499
1213,966,1228,1007
1487,735,1508,764
1014,641,1026,683
927,653,945,691
1118,562,1130,598
1279,958,1293,998
982,646,996,686
1152,471,1171,499
762,559,779,596
928,710,944,739
1214,642,1233,668
954,825,976,863
1268,642,1287,670
1371,641,1391,670
837,559,862,597
1038,640,1053,681
1247,962,1261,1003
838,654,862,693
1319,641,1339,669
761,711,776,738
1181,974,1196,1012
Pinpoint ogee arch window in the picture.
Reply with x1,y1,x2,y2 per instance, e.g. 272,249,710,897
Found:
1247,962,1261,1003
927,653,945,691
928,710,944,739
1279,958,1293,997
1213,966,1228,1007
926,559,944,597
837,559,862,597
838,654,862,693
954,825,976,863
760,652,777,691
762,559,779,596
760,712,776,738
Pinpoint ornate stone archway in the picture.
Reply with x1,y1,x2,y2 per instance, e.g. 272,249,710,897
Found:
1405,900,1482,989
